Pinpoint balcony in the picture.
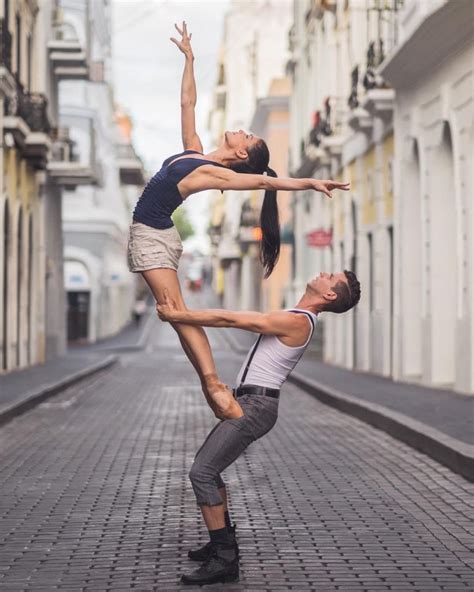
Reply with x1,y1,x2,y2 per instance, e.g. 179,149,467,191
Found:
3,83,52,167
48,23,88,80
361,88,395,121
348,107,373,134
0,19,15,97
117,143,145,186
347,41,394,128
0,18,12,72
47,127,100,188
380,0,472,89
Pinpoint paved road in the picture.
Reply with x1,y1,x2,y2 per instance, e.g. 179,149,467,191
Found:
0,321,472,591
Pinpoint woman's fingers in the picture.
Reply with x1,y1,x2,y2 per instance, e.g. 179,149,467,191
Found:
327,180,350,190
335,182,351,190
174,21,191,40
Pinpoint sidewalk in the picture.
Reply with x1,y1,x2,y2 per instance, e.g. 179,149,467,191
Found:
0,306,155,427
222,326,474,481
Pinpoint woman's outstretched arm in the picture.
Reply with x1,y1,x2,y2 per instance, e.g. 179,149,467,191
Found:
184,165,350,199
171,21,203,153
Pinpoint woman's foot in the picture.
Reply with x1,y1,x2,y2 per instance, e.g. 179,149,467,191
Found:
203,374,244,420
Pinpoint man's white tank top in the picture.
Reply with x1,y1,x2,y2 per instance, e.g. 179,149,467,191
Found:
236,308,317,389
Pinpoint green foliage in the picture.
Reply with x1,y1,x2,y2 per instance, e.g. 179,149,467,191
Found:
172,207,195,242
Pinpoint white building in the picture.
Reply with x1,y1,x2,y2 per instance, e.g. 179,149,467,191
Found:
58,0,139,343
380,0,474,394
288,0,473,394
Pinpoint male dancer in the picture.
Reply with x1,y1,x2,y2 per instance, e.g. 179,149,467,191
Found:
157,270,361,585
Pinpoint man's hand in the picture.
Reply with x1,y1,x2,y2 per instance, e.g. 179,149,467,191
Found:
170,21,194,59
156,290,182,322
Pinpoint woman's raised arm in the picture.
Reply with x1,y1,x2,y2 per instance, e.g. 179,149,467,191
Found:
171,21,203,153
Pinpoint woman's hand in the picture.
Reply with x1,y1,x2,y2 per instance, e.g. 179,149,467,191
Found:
311,179,351,199
170,21,193,58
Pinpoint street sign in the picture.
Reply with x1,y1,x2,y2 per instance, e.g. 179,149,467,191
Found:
306,227,333,247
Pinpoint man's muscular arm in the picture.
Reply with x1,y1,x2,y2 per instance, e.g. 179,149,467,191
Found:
156,291,301,338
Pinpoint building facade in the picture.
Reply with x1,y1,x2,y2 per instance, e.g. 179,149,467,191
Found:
59,0,141,343
1,0,144,371
250,77,293,311
0,0,80,372
208,0,293,311
380,0,473,393
289,0,473,394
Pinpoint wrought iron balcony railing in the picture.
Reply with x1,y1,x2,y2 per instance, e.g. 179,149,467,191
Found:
348,66,359,109
0,18,13,72
363,40,386,91
4,80,51,133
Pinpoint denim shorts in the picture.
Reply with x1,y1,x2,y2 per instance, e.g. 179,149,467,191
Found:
188,393,279,506
127,221,183,273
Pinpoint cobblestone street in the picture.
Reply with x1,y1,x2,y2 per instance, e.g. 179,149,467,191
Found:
0,322,473,591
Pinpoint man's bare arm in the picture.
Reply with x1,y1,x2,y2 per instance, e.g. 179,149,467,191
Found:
157,300,302,338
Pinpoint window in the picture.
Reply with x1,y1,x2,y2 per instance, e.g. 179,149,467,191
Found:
15,12,20,79
27,33,32,89
368,232,374,312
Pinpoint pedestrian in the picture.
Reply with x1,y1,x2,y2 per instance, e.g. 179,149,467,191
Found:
132,299,147,326
128,21,350,421
157,270,361,585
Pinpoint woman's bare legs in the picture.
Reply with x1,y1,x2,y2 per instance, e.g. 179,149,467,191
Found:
141,268,243,419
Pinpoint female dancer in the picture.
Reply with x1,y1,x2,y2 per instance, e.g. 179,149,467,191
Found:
127,22,349,420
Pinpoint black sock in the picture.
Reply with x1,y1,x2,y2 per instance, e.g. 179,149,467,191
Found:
224,510,232,531
209,526,231,545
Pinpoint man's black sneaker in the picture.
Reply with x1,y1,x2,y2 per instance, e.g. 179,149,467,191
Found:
188,524,238,562
181,542,239,585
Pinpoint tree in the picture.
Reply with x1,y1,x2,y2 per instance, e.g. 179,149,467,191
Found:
172,207,195,242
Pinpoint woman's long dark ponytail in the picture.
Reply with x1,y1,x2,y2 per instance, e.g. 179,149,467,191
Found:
227,138,280,278
260,167,280,278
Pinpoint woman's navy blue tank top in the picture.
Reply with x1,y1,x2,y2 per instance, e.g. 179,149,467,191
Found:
132,150,228,229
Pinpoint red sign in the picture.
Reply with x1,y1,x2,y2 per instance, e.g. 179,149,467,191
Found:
306,228,333,247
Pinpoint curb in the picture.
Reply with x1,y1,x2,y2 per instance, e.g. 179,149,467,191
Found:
289,372,474,483
221,328,474,482
0,354,118,428
91,310,155,353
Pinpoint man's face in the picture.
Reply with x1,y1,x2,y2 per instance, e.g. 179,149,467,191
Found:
308,271,347,298
223,129,260,155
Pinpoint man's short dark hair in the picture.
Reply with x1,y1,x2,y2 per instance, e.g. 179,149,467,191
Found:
323,270,361,314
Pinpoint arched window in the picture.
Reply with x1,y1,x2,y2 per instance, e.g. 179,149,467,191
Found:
401,139,422,378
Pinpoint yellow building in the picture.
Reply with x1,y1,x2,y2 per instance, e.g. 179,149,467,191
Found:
1,0,90,371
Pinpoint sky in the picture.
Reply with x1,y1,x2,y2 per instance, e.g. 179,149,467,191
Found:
111,0,230,252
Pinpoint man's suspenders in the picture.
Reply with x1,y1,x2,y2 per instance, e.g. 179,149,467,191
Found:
291,309,316,334
239,335,263,385
239,309,315,386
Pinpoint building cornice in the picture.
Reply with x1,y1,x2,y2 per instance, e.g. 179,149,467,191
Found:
250,95,289,136
380,0,473,89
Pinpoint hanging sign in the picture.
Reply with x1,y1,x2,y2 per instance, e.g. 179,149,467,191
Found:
306,227,333,247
